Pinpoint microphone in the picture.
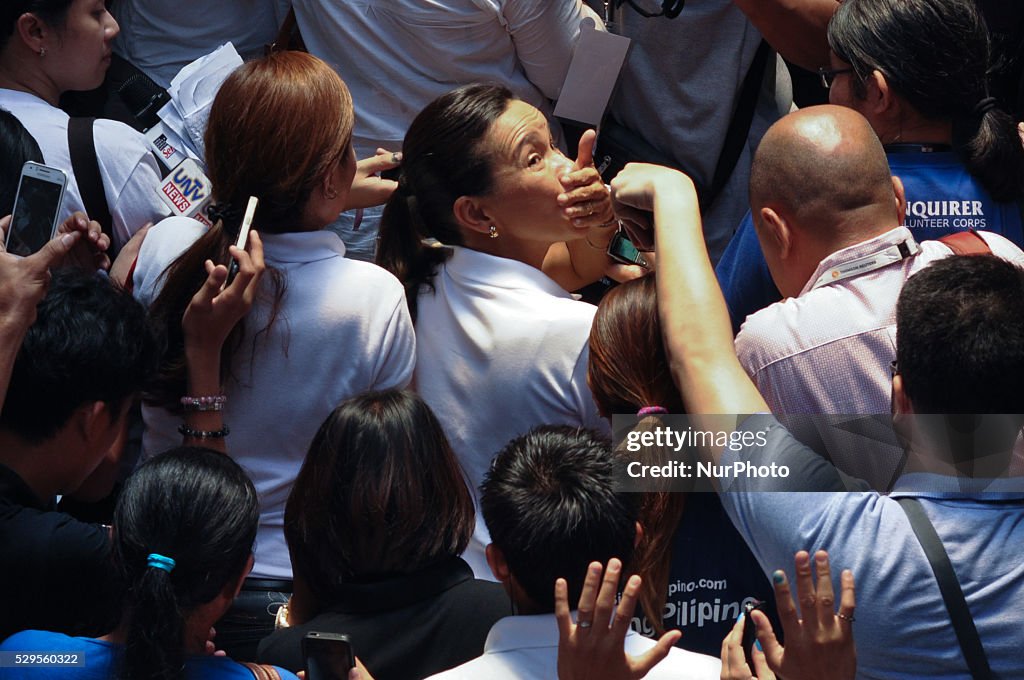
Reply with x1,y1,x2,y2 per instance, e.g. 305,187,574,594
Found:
157,158,213,227
117,72,170,132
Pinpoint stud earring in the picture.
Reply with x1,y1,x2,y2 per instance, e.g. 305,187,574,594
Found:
489,225,498,239
38,47,46,57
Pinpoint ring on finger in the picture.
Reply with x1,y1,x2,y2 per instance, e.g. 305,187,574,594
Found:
837,612,855,622
577,620,593,629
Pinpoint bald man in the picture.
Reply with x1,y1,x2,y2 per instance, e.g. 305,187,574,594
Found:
735,105,1024,489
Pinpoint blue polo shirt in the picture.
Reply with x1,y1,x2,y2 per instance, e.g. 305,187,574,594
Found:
719,414,1024,679
715,149,1024,333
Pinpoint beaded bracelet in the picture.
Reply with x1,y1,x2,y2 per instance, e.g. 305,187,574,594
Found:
178,424,231,439
180,395,227,412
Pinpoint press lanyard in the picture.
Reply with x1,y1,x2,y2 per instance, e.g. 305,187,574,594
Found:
808,237,921,291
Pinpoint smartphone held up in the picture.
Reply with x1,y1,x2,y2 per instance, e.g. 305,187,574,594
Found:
225,195,258,287
5,162,67,256
303,631,355,680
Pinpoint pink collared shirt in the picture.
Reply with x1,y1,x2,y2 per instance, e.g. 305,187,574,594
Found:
735,227,1024,489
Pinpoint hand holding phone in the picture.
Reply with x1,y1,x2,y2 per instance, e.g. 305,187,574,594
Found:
302,632,355,680
741,600,766,670
6,162,67,257
606,230,649,269
225,196,258,287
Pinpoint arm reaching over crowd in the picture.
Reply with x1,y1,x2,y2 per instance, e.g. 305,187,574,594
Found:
732,0,839,71
609,164,767,418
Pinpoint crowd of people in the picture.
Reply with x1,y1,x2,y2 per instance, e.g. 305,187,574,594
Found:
1,0,1023,679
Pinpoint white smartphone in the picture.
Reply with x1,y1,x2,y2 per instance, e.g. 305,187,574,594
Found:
6,162,68,256
225,195,258,286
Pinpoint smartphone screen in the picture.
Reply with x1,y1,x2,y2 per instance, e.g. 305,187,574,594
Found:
303,632,355,680
8,164,66,257
607,231,648,268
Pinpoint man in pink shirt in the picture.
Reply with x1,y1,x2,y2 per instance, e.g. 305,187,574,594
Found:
734,105,1024,489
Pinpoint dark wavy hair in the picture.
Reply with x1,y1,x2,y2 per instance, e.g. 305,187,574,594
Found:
828,0,1024,202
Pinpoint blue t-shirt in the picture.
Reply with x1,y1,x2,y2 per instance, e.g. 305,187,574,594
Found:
0,630,299,679
718,414,1024,679
715,148,1024,333
631,492,778,657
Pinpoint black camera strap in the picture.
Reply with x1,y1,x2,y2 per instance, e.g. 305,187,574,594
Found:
619,0,686,19
896,497,993,680
67,117,115,254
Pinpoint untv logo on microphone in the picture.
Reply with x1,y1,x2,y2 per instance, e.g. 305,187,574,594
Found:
158,159,212,223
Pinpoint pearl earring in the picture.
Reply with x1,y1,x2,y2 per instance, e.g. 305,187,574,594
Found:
38,47,47,57
489,225,498,239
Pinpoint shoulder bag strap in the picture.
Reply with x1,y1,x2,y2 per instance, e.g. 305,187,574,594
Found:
896,497,993,680
938,230,992,255
66,117,115,249
704,39,772,211
242,662,282,680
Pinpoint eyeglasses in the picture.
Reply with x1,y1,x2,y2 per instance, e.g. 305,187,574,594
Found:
817,66,855,90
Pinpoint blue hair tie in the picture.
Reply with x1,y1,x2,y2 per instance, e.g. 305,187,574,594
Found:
147,553,176,573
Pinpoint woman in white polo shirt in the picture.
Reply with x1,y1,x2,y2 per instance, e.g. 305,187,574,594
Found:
0,0,167,250
132,51,415,657
377,84,616,578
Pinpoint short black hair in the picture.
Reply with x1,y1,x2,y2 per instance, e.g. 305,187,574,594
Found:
0,1,73,52
0,108,43,215
480,425,639,611
898,255,1024,416
0,270,162,443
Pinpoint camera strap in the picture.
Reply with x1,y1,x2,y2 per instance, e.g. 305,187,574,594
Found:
896,497,993,680
67,117,115,255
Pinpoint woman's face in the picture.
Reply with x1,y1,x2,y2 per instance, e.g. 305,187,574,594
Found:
476,100,583,244
42,0,118,93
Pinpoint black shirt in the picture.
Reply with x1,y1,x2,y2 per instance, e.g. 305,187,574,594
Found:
258,557,511,680
0,463,124,640
632,492,780,657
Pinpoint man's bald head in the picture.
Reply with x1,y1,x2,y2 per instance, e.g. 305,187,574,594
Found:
749,106,897,240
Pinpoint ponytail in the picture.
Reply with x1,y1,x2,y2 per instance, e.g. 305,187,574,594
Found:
122,565,186,680
115,448,259,680
374,84,516,320
829,0,1024,203
955,103,1024,203
376,183,454,323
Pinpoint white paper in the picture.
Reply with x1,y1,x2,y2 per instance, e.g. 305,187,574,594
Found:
553,19,631,127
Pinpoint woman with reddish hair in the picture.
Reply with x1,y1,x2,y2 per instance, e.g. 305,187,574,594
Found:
132,50,415,657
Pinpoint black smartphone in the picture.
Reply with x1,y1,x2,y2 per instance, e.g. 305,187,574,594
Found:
606,230,649,268
302,632,355,680
6,162,67,257
741,600,766,670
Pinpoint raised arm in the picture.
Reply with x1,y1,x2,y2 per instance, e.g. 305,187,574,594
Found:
733,0,839,72
609,163,767,416
180,233,265,452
